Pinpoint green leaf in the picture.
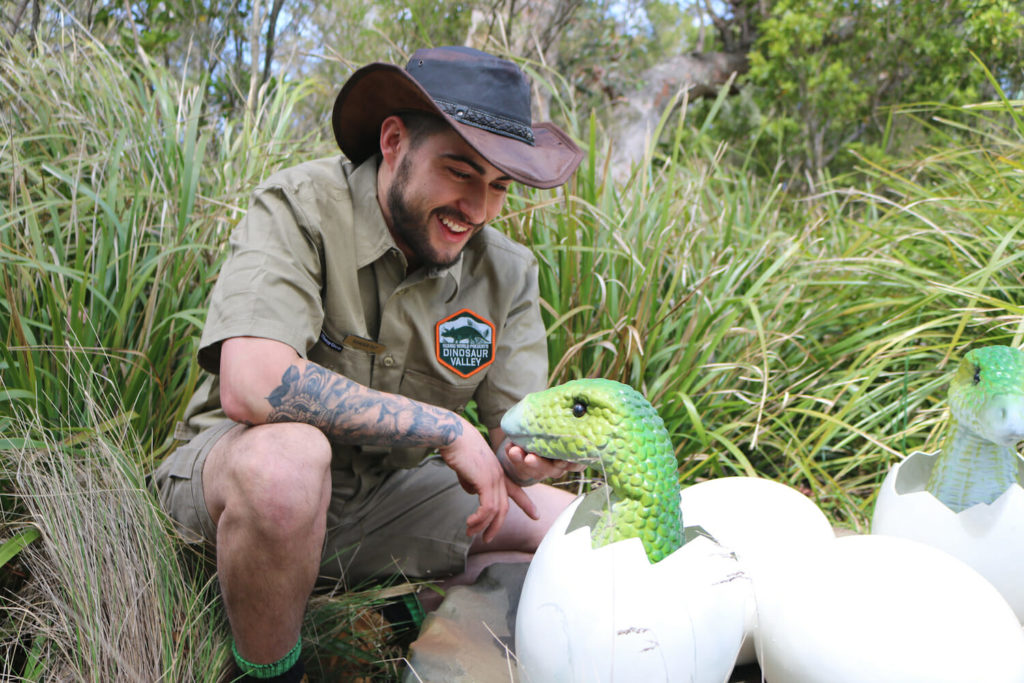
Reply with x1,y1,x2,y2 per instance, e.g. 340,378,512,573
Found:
0,527,41,569
0,389,35,403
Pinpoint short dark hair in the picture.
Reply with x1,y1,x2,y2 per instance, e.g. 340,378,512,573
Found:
396,110,450,151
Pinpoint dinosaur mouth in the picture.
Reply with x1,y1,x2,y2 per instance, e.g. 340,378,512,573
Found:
504,432,602,466
500,402,602,464
980,396,1024,445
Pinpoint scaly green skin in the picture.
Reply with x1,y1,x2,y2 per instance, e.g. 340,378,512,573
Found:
925,346,1024,512
501,378,684,563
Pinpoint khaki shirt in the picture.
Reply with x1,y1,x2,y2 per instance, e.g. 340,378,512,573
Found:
180,156,547,481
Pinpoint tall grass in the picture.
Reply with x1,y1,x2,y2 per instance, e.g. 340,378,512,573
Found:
0,31,322,458
0,32,327,680
3,30,1023,680
502,78,1024,528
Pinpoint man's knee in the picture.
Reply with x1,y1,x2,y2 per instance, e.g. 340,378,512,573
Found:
207,422,332,537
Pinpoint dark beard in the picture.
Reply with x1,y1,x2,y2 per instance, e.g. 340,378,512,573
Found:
385,155,477,269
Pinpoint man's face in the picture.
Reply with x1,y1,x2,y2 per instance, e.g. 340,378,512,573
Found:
384,125,512,269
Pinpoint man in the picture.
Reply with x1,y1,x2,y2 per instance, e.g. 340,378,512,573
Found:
153,46,584,681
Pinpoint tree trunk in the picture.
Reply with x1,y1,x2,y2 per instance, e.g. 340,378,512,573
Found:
607,51,749,180
246,0,261,118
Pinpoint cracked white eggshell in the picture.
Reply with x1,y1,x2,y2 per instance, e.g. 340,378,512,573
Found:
872,450,1024,622
678,476,837,664
753,534,1024,683
515,494,751,683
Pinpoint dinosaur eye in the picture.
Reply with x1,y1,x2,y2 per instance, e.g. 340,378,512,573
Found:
973,365,981,384
571,399,588,418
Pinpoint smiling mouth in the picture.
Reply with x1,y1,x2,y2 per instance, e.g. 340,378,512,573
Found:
438,213,473,234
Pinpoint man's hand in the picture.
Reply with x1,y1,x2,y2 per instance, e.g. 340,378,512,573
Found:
438,418,538,543
501,440,586,483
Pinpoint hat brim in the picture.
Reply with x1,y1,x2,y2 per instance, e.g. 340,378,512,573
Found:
332,63,583,189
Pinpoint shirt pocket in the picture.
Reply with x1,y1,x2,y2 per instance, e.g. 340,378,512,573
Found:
378,369,478,470
399,367,477,415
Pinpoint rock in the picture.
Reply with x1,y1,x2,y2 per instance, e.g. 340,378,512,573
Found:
403,563,528,683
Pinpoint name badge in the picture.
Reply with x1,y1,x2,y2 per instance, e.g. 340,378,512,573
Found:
319,330,386,355
343,335,387,354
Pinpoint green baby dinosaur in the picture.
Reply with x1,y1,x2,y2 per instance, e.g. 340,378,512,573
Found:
501,378,684,563
925,345,1024,512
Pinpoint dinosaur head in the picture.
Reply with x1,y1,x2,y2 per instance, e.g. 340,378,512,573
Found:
501,378,671,469
949,346,1024,447
504,378,684,561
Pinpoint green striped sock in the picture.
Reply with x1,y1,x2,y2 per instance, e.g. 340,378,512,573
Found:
232,637,301,679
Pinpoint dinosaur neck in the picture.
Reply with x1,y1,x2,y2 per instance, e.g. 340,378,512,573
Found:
588,430,684,563
925,420,1022,512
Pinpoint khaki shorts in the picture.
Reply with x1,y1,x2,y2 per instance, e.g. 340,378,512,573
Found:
151,419,478,587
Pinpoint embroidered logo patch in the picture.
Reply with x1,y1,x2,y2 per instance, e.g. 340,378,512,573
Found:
436,309,496,378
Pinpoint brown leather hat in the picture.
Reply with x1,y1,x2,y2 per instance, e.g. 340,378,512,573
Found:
332,46,583,189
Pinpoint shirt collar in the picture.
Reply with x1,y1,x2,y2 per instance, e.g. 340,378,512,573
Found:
349,155,464,292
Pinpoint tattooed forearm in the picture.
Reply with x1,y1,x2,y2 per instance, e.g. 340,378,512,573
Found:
265,364,464,447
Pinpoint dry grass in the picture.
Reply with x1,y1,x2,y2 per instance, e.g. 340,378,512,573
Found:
2,390,229,681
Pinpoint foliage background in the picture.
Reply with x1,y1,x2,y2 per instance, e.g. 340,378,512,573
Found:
2,0,1023,679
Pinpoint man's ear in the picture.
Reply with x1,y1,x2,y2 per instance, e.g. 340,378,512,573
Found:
379,115,407,170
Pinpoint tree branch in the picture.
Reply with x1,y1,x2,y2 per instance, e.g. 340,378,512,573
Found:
261,0,284,85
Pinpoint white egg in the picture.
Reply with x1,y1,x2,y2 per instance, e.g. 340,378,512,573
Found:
678,476,837,664
872,450,1024,622
679,476,836,564
515,492,751,683
752,534,1024,683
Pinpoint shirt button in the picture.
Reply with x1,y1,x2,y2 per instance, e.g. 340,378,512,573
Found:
382,355,395,368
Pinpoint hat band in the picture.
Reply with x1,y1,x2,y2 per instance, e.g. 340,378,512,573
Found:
434,98,535,146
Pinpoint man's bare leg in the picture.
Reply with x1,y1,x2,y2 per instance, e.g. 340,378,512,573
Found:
202,422,333,663
420,482,576,610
